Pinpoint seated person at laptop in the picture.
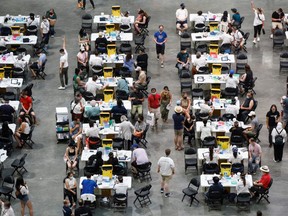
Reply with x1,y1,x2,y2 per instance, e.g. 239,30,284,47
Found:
205,176,224,201
30,51,46,78
229,121,244,137
194,11,205,25
111,99,127,116
192,52,207,75
85,100,100,119
81,173,97,195
0,100,16,121
228,146,243,164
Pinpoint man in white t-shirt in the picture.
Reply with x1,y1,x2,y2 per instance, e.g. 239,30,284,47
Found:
59,36,69,90
199,98,214,116
220,29,234,45
85,74,108,97
40,15,50,45
194,11,205,25
176,3,188,35
114,176,128,195
89,50,103,67
225,99,239,117
157,149,175,198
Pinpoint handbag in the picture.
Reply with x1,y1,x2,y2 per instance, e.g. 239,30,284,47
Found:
146,111,155,126
262,28,265,35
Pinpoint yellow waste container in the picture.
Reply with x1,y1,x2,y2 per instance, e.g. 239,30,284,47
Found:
220,162,232,177
217,136,230,149
209,21,219,31
102,164,113,178
111,6,121,17
212,64,222,75
103,67,113,78
102,138,113,149
211,88,221,100
209,44,219,54
104,89,114,102
107,44,116,57
105,23,115,33
100,112,110,125
0,68,4,79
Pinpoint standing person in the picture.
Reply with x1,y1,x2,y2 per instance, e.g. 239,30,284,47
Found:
119,115,135,150
248,138,262,174
74,199,92,216
280,96,288,129
160,86,172,122
271,122,287,162
270,8,284,39
172,106,185,151
46,8,57,38
80,0,95,10
148,88,161,126
251,1,265,44
77,47,89,73
15,177,33,216
183,116,195,145
154,25,168,68
0,199,15,216
40,16,50,47
59,36,69,90
157,149,175,198
266,104,280,147
176,3,188,35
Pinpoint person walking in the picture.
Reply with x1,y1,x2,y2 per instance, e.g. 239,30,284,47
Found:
148,88,161,126
153,25,167,68
46,8,57,38
59,36,69,90
160,86,172,122
157,149,175,198
271,122,287,162
15,177,33,216
251,1,265,44
266,104,280,147
172,106,185,150
79,0,95,10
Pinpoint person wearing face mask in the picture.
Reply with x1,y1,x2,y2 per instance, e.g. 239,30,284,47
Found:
40,15,50,46
148,88,161,126
154,25,168,68
176,47,190,70
132,114,146,144
64,172,77,207
58,36,69,90
46,8,57,38
180,91,191,118
77,46,89,73
160,86,172,122
176,3,188,35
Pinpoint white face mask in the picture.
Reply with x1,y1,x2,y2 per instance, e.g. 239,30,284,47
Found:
69,176,73,180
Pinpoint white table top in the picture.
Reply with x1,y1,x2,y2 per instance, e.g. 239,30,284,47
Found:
197,147,248,161
81,149,132,162
285,31,288,40
89,54,125,65
0,149,7,162
0,78,23,88
88,76,133,88
194,74,239,84
93,15,135,24
200,174,252,188
79,175,132,190
0,101,20,112
196,120,249,133
0,15,40,26
190,13,230,22
192,54,235,64
191,32,222,42
0,123,16,134
85,100,131,112
0,54,30,66
91,32,133,42
192,98,240,110
0,36,37,45
82,123,120,136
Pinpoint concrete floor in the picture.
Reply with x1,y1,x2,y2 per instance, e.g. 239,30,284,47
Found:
1,0,288,215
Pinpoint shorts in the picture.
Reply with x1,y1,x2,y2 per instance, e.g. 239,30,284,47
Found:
73,133,82,142
150,107,161,120
20,133,29,140
20,108,34,114
176,20,188,25
30,62,39,70
20,194,29,204
174,129,183,136
156,44,165,55
161,175,172,183
272,22,283,29
246,131,256,137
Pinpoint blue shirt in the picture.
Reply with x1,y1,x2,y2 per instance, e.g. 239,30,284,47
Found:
70,121,81,136
38,53,47,68
232,13,241,23
117,78,129,93
123,58,134,72
81,179,97,194
85,106,100,118
111,105,127,115
154,31,167,44
172,113,184,130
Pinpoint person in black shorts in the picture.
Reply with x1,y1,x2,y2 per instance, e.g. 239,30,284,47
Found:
154,25,168,68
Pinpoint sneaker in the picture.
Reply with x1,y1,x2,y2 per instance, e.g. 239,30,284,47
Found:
178,31,182,36
157,55,159,61
160,188,164,193
270,34,273,39
257,37,260,42
58,86,65,90
165,193,171,198
253,39,256,44
51,35,54,38
161,64,164,68
65,84,68,88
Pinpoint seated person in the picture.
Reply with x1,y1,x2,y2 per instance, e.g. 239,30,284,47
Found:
176,48,190,70
180,91,191,118
225,70,239,90
85,120,100,149
132,114,146,142
14,116,30,148
95,32,108,52
228,146,243,164
183,116,195,145
250,165,271,197
123,53,135,73
85,100,100,119
111,99,127,117
136,49,148,71
199,97,214,117
19,90,36,124
117,76,130,94
0,100,16,121
78,28,90,51
69,118,83,151
114,176,128,197
134,9,147,34
121,11,131,28
29,51,46,78
271,8,284,38
220,28,233,45
204,146,219,163
85,74,108,97
229,121,244,137
243,111,259,142
239,64,253,93
129,88,144,119
176,3,188,35
232,27,244,49
231,8,241,24
225,99,239,118
238,91,255,121
0,121,13,139
134,70,147,89
236,173,252,195
107,152,119,167
192,52,207,75
85,151,103,174
64,142,78,172
89,50,103,67
205,176,224,201
200,119,212,141
131,144,149,175
81,173,97,195
248,138,262,174
73,68,86,93
194,10,205,25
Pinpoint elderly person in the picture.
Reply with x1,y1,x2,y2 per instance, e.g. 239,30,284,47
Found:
271,122,287,162
132,114,146,144
199,97,214,117
176,3,188,35
119,115,135,150
243,111,259,142
85,100,100,120
250,165,271,197
85,74,108,97
134,70,147,89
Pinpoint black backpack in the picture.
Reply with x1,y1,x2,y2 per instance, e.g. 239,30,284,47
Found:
274,129,284,145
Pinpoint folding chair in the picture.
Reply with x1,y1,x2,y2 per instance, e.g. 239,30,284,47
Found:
0,175,15,201
22,125,35,149
11,153,28,177
136,162,152,182
257,178,273,203
133,184,152,207
35,59,47,79
182,178,200,206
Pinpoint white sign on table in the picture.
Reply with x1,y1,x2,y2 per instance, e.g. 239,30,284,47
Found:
91,32,133,42
191,54,235,64
93,15,135,24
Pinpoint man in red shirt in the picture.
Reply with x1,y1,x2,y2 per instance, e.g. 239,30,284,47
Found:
148,88,161,126
19,90,36,124
250,165,272,197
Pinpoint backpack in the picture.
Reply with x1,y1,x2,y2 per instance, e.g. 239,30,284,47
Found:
274,129,284,145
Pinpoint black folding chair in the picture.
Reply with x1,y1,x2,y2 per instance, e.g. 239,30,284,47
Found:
11,153,28,177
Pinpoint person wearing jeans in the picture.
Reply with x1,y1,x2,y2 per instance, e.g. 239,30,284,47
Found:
59,36,69,90
46,8,57,37
248,138,262,174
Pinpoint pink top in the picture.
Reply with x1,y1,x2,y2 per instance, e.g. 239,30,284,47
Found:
249,143,262,157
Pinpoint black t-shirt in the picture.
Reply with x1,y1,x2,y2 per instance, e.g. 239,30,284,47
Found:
75,206,92,216
230,126,244,137
136,53,148,69
266,110,280,127
129,91,144,105
95,37,108,46
177,52,190,63
184,119,194,131
272,11,284,22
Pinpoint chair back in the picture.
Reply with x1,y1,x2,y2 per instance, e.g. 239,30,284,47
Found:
88,137,101,149
112,113,122,123
2,175,14,186
20,153,28,164
197,66,209,74
1,26,12,36
114,193,127,201
237,53,247,60
189,178,200,189
255,123,263,138
192,88,204,98
141,184,152,193
209,190,222,200
184,147,196,159
203,162,219,174
116,90,129,100
237,192,250,202
230,135,243,147
83,91,94,101
222,113,235,121
142,124,150,139
231,163,244,174
113,164,125,175
181,32,190,39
